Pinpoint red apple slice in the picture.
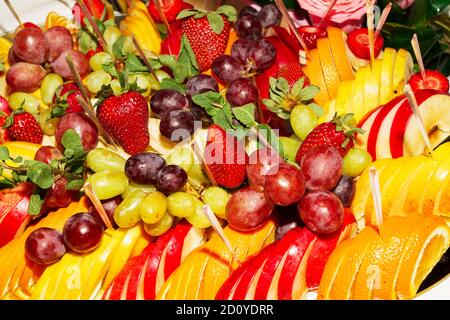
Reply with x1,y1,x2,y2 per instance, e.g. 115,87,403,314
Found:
105,256,140,300
163,221,192,279
215,263,247,299
0,196,31,248
305,210,357,290
125,246,153,300
389,90,436,158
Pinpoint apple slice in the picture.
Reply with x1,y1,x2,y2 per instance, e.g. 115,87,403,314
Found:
357,106,381,155
106,256,140,300
393,48,413,94
215,258,249,300
126,246,153,300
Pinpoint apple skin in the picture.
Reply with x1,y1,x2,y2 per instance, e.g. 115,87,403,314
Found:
163,221,191,279
125,246,153,300
106,256,140,300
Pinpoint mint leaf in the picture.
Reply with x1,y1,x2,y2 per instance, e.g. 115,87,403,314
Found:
0,146,9,161
212,109,234,130
27,161,53,189
77,29,98,54
125,53,148,73
28,192,45,216
216,5,237,22
112,35,128,59
160,78,186,94
66,179,85,191
61,129,85,158
232,104,256,128
256,124,284,158
178,35,199,79
207,12,224,34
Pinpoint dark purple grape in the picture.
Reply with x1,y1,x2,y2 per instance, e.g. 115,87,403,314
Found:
45,26,74,62
274,205,301,241
63,213,103,253
246,39,277,71
258,4,282,28
226,77,259,106
55,112,99,151
44,177,78,210
25,228,66,265
88,196,122,229
157,165,188,195
150,89,189,118
13,28,49,64
159,110,196,142
190,103,213,126
186,75,219,98
235,14,262,41
239,6,259,18
332,175,356,207
125,152,166,185
231,38,256,63
211,55,244,84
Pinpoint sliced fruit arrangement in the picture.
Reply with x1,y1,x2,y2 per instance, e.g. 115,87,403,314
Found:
318,213,450,300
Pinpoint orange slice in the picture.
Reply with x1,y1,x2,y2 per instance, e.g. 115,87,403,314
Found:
327,27,354,81
317,38,341,99
436,174,450,217
304,49,330,106
329,227,380,299
396,214,450,299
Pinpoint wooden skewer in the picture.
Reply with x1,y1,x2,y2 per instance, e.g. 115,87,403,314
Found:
411,34,427,81
132,36,158,79
152,0,171,35
65,54,91,107
203,205,242,267
366,0,375,67
374,3,392,39
3,0,23,27
84,183,115,230
318,0,338,29
274,0,311,59
368,167,383,228
191,139,217,187
404,84,435,158
74,0,108,50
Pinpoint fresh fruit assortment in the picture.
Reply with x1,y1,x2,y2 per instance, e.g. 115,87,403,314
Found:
0,0,448,301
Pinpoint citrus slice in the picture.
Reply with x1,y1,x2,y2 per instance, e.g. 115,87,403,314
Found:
419,162,450,216
352,66,367,122
304,49,330,106
329,227,380,299
393,48,413,95
327,27,354,81
317,38,341,99
379,48,397,105
435,174,450,217
396,214,450,299
334,80,354,116
363,66,380,114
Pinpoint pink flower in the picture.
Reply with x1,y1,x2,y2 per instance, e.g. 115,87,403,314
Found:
396,0,415,9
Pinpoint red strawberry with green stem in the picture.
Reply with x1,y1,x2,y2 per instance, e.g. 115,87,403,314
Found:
295,114,363,164
148,0,192,23
3,111,43,144
53,83,84,115
96,91,150,155
276,63,310,88
177,5,237,71
204,124,247,189
297,26,327,50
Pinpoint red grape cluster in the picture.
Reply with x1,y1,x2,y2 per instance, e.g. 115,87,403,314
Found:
6,25,89,93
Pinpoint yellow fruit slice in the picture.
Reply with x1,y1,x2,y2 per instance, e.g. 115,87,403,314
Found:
363,66,380,114
352,66,367,122
304,49,330,106
396,214,450,299
393,48,413,95
317,38,341,99
419,161,450,216
329,227,380,299
319,99,336,123
327,27,354,81
372,58,383,83
379,48,397,105
435,174,450,217
334,80,354,116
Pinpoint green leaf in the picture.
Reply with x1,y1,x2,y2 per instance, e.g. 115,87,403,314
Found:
216,5,237,22
27,161,53,189
28,192,45,216
255,124,284,158
192,91,223,110
61,129,85,159
158,55,178,70
212,109,234,130
207,12,225,34
177,35,199,80
0,146,9,161
66,179,85,191
232,104,256,128
177,9,200,20
299,85,320,101
112,35,128,60
77,29,98,54
308,103,325,118
291,78,305,97
222,102,234,128
125,53,148,73
160,78,186,94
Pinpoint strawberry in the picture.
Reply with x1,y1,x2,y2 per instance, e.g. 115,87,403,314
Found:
179,6,236,71
276,63,310,88
297,26,327,50
96,91,149,155
53,83,84,115
295,114,363,163
408,70,449,94
347,28,384,60
72,0,106,26
204,124,247,188
4,111,43,144
148,0,192,23
0,96,12,143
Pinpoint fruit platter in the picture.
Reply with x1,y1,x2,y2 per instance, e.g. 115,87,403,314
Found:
0,0,449,301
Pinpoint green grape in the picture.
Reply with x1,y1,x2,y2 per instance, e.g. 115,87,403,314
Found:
202,187,230,220
342,148,372,177
144,212,174,236
166,192,197,218
8,92,40,114
188,163,210,188
40,73,63,105
147,73,160,91
140,191,167,224
166,147,194,173
38,108,59,135
104,26,122,52
86,148,126,172
110,79,122,95
186,198,211,229
114,189,146,228
86,170,129,200
290,105,318,140
154,69,171,83
128,74,151,97
85,70,112,94
122,183,156,199
89,52,114,71
279,136,301,164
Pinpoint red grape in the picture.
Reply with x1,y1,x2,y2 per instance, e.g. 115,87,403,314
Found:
156,165,188,195
13,28,49,64
125,152,166,185
298,190,344,234
34,146,63,164
63,212,103,253
51,49,89,80
25,228,66,265
300,145,343,190
150,89,189,118
226,185,274,231
246,146,282,186
246,39,277,71
55,112,99,151
159,110,196,142
186,74,218,98
258,4,282,28
226,77,259,106
239,6,259,18
211,55,244,84
44,177,78,210
264,163,306,206
236,14,262,41
231,38,255,63
45,26,74,62
8,47,21,65
88,196,122,229
6,62,47,92
332,175,356,207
